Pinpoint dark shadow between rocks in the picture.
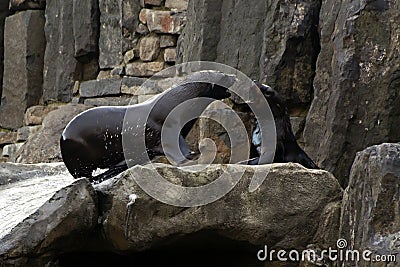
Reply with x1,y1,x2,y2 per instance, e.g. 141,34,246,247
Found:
56,230,265,267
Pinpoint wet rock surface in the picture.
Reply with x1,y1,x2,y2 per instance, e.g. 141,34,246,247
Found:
0,163,341,266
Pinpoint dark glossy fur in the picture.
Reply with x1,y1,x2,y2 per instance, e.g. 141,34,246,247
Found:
60,81,231,182
249,81,318,169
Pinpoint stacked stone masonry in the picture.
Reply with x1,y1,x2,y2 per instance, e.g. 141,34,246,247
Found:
0,0,187,161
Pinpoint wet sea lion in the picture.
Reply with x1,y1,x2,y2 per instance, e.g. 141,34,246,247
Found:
60,72,234,182
248,81,318,169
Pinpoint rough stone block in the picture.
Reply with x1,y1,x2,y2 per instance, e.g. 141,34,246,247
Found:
79,78,122,97
136,23,149,35
43,0,78,103
139,8,150,24
125,61,164,77
0,132,17,146
9,0,45,11
121,76,147,94
165,0,188,11
72,0,99,60
0,0,10,99
84,96,134,106
2,143,23,158
17,126,41,142
160,35,176,48
144,0,162,6
99,0,141,68
111,66,125,76
164,47,176,62
124,48,140,64
99,0,122,68
147,10,186,34
139,34,160,61
24,105,60,126
0,10,45,129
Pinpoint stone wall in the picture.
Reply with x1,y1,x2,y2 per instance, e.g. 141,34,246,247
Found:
0,0,188,162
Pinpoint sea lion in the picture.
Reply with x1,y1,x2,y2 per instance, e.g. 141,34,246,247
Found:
60,71,234,182
248,81,318,169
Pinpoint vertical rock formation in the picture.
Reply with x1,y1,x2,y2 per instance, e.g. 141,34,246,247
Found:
43,0,99,103
340,143,400,265
303,0,400,186
99,0,141,69
177,0,321,112
0,10,45,129
0,0,10,100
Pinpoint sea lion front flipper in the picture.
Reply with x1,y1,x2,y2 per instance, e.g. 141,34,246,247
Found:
90,161,128,183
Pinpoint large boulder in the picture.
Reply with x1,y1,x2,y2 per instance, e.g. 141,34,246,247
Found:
14,104,92,163
303,0,400,186
0,162,342,266
0,176,97,266
0,10,45,129
98,163,342,252
340,143,400,266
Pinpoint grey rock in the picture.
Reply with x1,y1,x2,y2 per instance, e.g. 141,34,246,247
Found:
164,47,177,62
136,23,149,35
84,96,135,106
99,0,122,68
97,163,342,251
0,0,10,100
111,66,125,76
160,35,177,48
178,0,320,109
79,78,122,97
2,143,23,159
125,61,164,77
139,34,160,61
339,143,400,265
23,105,60,126
290,117,306,140
43,0,77,103
121,76,147,94
0,178,97,266
16,125,41,142
303,0,400,186
198,109,254,164
0,10,45,129
0,162,67,186
144,0,162,6
165,0,188,11
96,70,112,80
121,0,141,53
147,10,186,34
123,48,140,64
0,132,17,146
72,0,99,61
14,104,92,164
9,0,45,11
99,0,141,68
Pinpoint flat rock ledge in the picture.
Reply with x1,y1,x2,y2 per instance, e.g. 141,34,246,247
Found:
0,163,342,266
